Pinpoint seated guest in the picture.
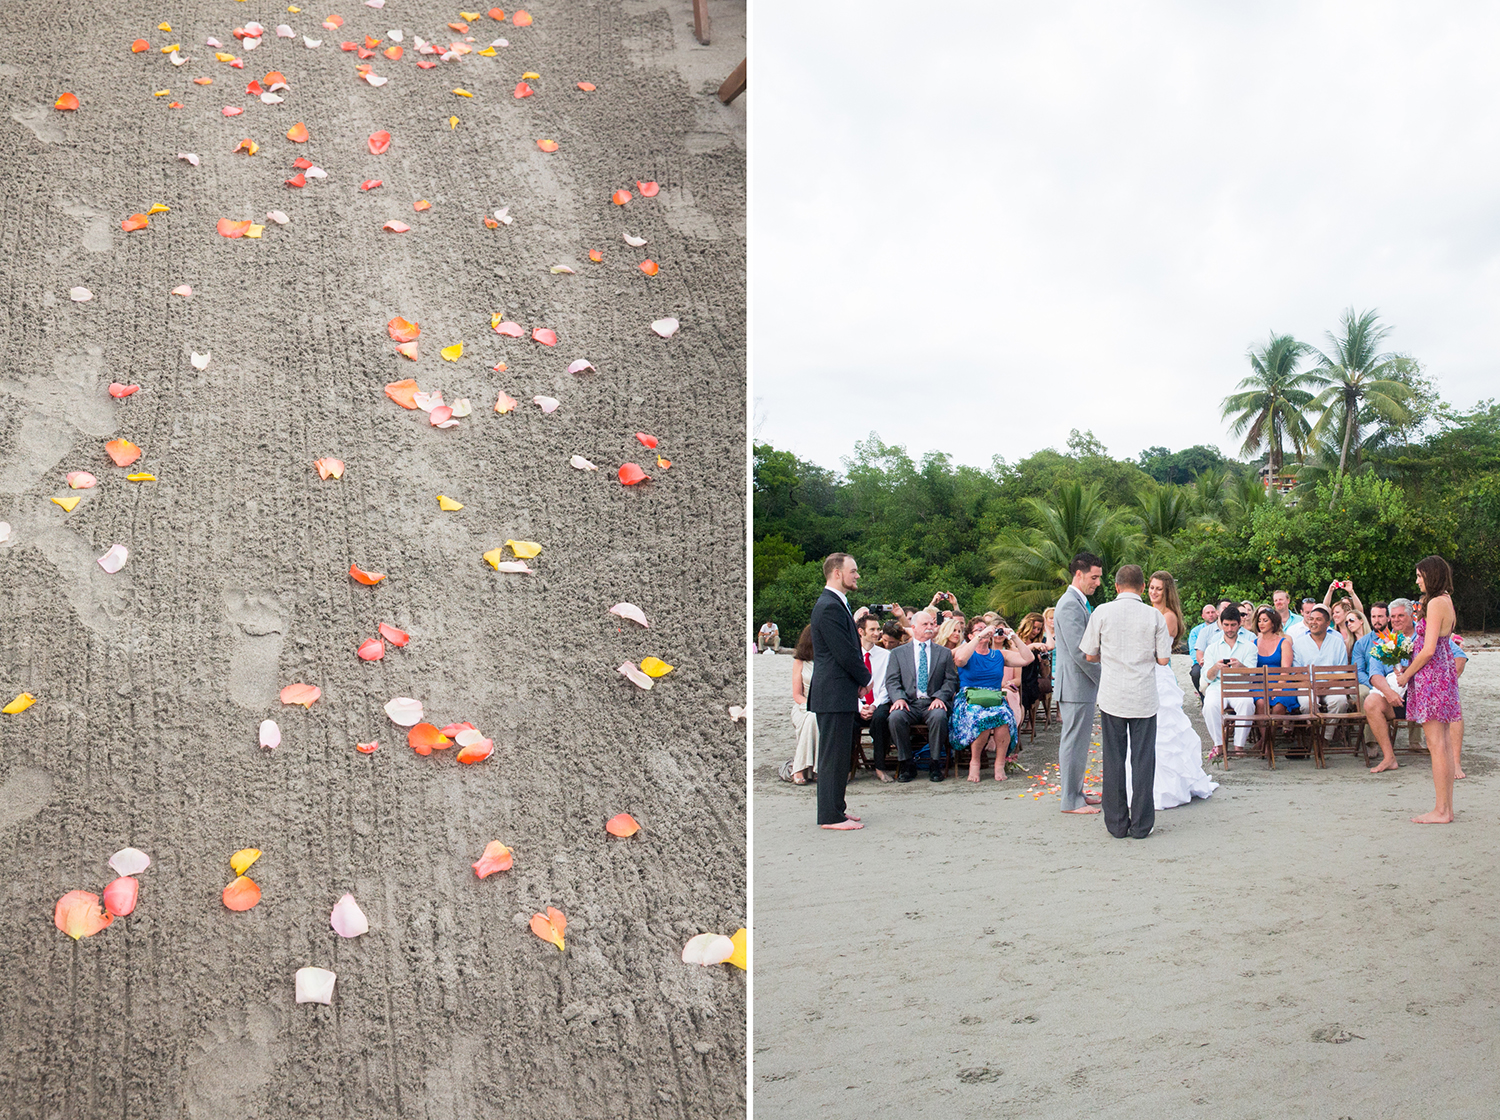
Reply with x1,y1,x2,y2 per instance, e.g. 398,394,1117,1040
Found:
879,617,907,650
1187,602,1219,697
853,615,895,783
951,617,1032,782
1239,599,1256,622
1195,599,1235,664
1351,605,1384,742
886,610,960,782
757,620,780,652
1364,598,1417,773
1340,609,1369,657
1273,589,1304,636
1290,597,1319,636
934,616,964,651
1016,612,1053,718
1201,604,1259,761
1291,605,1351,740
1252,607,1297,719
782,626,818,785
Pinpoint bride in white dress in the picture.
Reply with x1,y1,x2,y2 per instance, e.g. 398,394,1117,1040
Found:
1127,571,1217,809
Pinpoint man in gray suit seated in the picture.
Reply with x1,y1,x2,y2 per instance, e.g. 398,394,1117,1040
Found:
1054,552,1104,815
885,610,960,782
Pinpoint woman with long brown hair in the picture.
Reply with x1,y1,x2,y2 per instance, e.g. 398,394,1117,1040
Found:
1394,555,1463,824
782,626,819,785
1141,570,1217,809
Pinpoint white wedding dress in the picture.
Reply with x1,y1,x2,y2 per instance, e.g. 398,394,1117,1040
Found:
1127,663,1217,810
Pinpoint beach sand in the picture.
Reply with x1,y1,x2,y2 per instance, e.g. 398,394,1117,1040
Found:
753,650,1499,1118
0,1,745,1116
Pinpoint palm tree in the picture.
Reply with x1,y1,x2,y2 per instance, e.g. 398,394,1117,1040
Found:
1189,465,1230,518
1222,333,1318,478
989,481,1142,616
1136,484,1193,546
1307,308,1413,506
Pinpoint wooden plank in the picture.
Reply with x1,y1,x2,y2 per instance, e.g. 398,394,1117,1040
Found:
693,0,710,44
717,57,746,104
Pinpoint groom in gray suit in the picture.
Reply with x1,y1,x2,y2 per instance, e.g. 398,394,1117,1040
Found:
1054,553,1104,815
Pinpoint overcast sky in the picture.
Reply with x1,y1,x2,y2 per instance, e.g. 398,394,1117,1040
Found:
751,0,1500,473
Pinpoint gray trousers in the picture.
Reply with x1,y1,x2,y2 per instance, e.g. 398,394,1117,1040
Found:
1101,711,1156,839
1058,700,1095,810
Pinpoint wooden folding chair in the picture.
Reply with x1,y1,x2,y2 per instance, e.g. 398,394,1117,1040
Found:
1219,666,1271,769
1310,666,1364,767
1262,666,1317,765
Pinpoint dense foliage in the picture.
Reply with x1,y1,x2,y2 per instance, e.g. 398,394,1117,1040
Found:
754,402,1500,639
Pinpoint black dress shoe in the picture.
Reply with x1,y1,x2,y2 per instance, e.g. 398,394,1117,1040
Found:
896,766,914,783
929,767,945,782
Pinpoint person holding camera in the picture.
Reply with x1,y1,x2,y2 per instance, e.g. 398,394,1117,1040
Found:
1200,604,1258,761
950,617,1032,782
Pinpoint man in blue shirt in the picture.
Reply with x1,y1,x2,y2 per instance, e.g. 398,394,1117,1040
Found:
1186,601,1218,698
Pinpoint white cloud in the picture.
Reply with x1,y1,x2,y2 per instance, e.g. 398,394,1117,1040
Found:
752,0,1500,470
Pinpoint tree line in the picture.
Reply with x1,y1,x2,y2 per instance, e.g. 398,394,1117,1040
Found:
755,309,1500,638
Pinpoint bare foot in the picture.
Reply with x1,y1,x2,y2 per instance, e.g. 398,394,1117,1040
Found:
1369,759,1399,773
1083,793,1102,806
994,766,1007,782
843,813,861,822
967,766,981,783
1062,806,1101,815
875,769,895,783
820,820,864,830
1456,768,1468,780
1411,811,1454,824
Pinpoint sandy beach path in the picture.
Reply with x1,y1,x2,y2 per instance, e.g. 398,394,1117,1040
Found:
753,651,1500,1118
0,2,744,1116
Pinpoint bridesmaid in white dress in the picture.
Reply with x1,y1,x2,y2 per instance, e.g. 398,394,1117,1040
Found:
788,626,819,784
1127,571,1218,809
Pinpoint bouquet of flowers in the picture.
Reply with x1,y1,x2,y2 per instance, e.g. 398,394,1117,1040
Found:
1371,630,1414,668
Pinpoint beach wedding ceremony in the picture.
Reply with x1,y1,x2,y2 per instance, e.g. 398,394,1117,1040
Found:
751,1,1500,1116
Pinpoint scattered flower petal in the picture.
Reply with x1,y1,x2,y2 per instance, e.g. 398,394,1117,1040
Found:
55,891,113,939
605,813,640,837
513,80,533,98
414,199,431,211
266,210,289,225
533,396,559,413
728,928,748,969
223,875,261,910
357,638,385,661
618,661,654,689
108,383,140,398
360,179,383,191
530,906,565,950
610,603,649,627
69,287,92,302
637,180,660,197
408,722,449,755
330,894,369,938
494,390,518,413
287,121,309,142
3,693,37,714
105,439,142,466
217,218,252,237
385,378,420,408
280,683,322,707
729,706,747,722
52,495,81,511
295,966,336,1004
441,342,463,361
450,398,472,417
395,341,419,360
577,81,595,91
385,696,423,726
513,10,533,25
356,740,378,753
682,933,735,966
383,220,410,232
191,351,211,370
126,472,156,482
429,405,458,428
349,562,385,585
494,320,523,337
618,463,648,485
623,232,647,247
505,539,541,558
568,359,595,374
121,213,149,231
437,495,464,511
172,284,193,296
537,138,558,152
570,455,597,470
315,457,345,480
66,470,97,487
55,92,79,112
636,432,659,449
109,848,151,877
388,316,420,342
651,317,680,338
640,656,674,677
550,263,574,274
259,719,281,749
231,849,261,875
457,737,494,764
378,623,409,646
493,207,513,225
98,544,129,573
473,841,513,877
612,189,632,206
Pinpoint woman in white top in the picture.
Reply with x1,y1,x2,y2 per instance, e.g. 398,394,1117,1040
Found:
785,626,818,785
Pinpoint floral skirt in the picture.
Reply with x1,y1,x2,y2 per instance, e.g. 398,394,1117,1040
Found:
949,693,1019,755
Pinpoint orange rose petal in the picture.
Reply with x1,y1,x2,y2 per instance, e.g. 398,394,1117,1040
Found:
513,80,533,98
222,876,261,911
105,439,142,466
639,259,659,276
473,840,512,877
612,189,632,206
488,8,506,19
378,622,410,646
286,121,309,142
55,890,113,939
388,315,420,342
408,722,449,755
605,812,640,837
531,327,557,346
357,638,385,661
369,129,391,154
314,456,344,479
131,39,150,52
279,683,322,707
577,81,595,91
618,463,648,485
384,44,402,60
512,9,533,26
537,138,558,152
530,906,565,949
349,562,385,585
637,180,660,197
395,341,419,360
588,249,602,262
384,378,419,408
217,218,252,238
55,92,79,111
414,199,431,211
356,740,379,753
456,737,494,764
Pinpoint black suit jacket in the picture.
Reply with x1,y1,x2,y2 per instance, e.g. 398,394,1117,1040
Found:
807,589,870,713
884,641,959,707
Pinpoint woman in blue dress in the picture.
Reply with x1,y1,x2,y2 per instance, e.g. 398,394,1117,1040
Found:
951,617,1033,782
1252,607,1297,720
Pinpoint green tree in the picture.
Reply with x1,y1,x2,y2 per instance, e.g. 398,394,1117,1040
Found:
989,481,1142,616
1307,308,1413,506
1135,484,1194,546
1223,333,1317,476
752,533,803,594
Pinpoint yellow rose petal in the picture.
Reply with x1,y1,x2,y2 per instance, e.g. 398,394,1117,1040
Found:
215,51,236,61
505,539,542,558
230,848,261,875
161,43,180,52
147,203,170,214
452,88,473,97
449,115,459,129
437,495,464,511
728,928,747,970
126,472,156,482
459,10,481,19
482,547,505,570
522,71,540,79
245,224,265,239
478,46,496,55
2,693,36,715
440,342,463,361
51,495,81,511
153,89,171,96
640,656,674,678
158,22,172,30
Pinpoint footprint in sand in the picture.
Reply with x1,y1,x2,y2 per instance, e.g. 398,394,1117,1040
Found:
222,590,286,710
180,1004,283,1119
0,767,54,829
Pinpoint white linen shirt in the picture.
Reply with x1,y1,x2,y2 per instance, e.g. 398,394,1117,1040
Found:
1202,628,1258,674
1292,630,1350,668
1078,592,1172,718
866,644,891,706
1283,612,1310,638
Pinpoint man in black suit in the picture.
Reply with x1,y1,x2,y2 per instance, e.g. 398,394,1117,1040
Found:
885,609,960,782
808,553,871,830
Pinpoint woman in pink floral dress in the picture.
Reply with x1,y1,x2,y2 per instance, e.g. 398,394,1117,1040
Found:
1395,555,1462,824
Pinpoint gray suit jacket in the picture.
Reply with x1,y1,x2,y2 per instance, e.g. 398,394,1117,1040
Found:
1053,586,1100,704
884,641,959,707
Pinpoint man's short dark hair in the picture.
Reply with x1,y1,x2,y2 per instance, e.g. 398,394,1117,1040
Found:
822,552,852,581
1218,598,1233,610
1372,601,1389,613
1069,552,1103,576
881,619,904,640
1307,605,1330,620
1219,604,1242,623
858,615,881,632
1115,564,1145,591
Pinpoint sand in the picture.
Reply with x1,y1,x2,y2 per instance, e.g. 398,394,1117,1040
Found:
0,1,745,1116
752,650,1500,1118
